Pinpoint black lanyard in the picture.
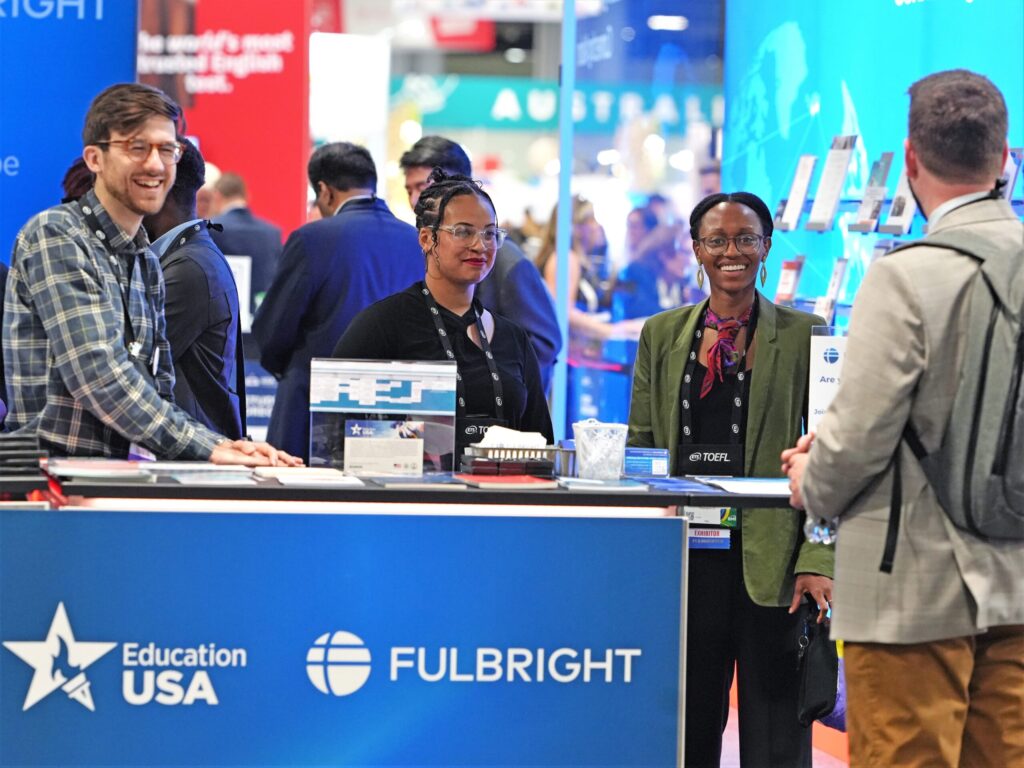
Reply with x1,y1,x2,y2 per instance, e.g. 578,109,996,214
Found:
679,301,758,445
79,201,142,358
420,282,504,421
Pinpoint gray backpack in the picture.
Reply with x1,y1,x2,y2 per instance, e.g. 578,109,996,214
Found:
882,221,1024,572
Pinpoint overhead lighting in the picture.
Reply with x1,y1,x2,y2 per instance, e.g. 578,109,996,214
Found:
643,133,666,156
647,15,689,32
399,119,423,145
544,158,561,177
669,150,695,172
596,149,621,166
504,47,527,64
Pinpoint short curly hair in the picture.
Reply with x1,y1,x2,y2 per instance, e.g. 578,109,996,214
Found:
909,69,1007,184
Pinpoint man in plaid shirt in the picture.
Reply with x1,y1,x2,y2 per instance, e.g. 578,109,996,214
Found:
3,83,299,466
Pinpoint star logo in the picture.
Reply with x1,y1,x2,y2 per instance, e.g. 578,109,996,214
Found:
3,602,116,711
349,424,363,436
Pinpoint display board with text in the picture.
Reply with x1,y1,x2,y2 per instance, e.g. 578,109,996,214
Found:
1,509,687,766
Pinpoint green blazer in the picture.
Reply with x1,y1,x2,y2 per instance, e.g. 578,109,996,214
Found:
628,292,834,606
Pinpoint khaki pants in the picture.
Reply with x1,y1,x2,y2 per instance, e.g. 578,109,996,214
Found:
845,625,1024,768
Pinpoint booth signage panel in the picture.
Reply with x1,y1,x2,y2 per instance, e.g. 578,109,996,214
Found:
1,510,685,766
390,75,718,135
0,2,137,263
808,331,847,432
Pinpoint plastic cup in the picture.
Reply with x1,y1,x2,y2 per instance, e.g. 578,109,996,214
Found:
572,419,628,480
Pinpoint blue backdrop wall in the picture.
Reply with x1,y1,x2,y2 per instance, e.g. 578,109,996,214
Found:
0,3,138,264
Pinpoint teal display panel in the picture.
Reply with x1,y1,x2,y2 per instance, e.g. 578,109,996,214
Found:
722,0,1024,309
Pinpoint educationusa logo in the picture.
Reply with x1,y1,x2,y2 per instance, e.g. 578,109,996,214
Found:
3,603,246,711
2,602,115,711
305,629,641,697
823,347,840,364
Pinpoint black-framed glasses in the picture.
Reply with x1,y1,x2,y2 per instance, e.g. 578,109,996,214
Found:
95,139,183,165
437,224,507,248
696,234,766,255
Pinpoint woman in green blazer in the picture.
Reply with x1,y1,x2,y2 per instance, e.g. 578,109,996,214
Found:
627,192,834,767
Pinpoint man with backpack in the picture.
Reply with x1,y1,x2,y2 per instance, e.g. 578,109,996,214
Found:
783,69,1023,767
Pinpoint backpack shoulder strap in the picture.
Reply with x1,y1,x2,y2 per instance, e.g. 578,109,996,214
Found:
884,232,983,263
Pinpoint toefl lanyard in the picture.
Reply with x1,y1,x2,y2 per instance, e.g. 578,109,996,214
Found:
79,201,142,358
679,303,757,445
421,282,505,421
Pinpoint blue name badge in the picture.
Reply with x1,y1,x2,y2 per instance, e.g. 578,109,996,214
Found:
623,448,671,477
688,527,731,549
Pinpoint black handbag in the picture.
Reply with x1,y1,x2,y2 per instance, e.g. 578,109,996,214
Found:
796,602,839,727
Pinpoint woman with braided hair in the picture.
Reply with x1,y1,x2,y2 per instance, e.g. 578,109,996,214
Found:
333,168,552,464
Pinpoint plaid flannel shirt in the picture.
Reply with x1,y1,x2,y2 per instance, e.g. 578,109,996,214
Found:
3,189,222,458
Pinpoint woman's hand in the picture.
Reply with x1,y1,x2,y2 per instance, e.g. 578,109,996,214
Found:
789,573,833,624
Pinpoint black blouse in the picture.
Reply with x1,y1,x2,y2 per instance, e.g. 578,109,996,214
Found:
332,283,554,442
686,361,753,446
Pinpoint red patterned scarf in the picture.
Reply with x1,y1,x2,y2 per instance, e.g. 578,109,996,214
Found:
700,304,753,398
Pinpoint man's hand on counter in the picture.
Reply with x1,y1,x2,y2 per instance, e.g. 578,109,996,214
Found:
210,439,304,467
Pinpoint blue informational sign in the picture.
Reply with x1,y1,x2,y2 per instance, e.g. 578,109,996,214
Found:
1,510,687,766
722,0,1024,301
0,2,138,262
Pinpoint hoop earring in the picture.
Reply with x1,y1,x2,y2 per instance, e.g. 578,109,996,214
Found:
696,262,705,290
760,262,767,287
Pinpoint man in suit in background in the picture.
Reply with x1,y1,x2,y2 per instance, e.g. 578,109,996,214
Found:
253,142,423,461
144,138,244,440
210,171,282,316
400,136,561,391
784,69,1024,767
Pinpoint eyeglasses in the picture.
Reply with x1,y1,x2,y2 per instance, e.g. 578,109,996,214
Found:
437,224,507,248
95,139,184,165
696,234,766,255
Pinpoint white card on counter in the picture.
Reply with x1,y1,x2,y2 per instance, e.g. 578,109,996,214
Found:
344,437,424,477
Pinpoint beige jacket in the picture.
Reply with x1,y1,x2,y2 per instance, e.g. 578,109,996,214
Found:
801,197,1024,644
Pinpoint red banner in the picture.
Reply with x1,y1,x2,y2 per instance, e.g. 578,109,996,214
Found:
139,0,311,238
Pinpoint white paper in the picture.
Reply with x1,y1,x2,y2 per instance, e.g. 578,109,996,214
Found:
1000,148,1022,201
811,258,848,324
693,477,793,496
776,155,817,231
879,168,918,235
476,426,547,449
806,135,857,231
344,437,423,476
849,152,894,233
224,255,253,332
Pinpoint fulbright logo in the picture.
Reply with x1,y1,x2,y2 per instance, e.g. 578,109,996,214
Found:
305,630,642,696
306,631,372,696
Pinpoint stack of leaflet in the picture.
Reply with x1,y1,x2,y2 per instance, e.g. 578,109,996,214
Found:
0,434,49,492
